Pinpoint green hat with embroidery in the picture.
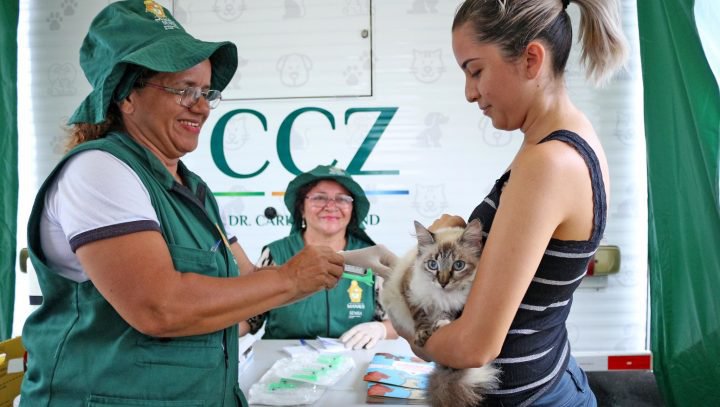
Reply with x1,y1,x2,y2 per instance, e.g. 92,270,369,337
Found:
68,0,238,125
285,165,371,237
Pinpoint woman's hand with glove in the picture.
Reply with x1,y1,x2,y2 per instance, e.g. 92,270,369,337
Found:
339,245,398,279
340,321,387,350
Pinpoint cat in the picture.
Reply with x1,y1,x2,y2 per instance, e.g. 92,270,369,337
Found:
380,219,500,407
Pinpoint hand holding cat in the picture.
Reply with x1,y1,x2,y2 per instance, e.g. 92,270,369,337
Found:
428,214,466,232
278,245,344,301
340,321,387,349
339,245,398,279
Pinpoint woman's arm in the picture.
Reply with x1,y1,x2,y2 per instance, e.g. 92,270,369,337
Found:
238,246,276,335
230,241,255,276
76,232,343,337
423,143,587,368
238,321,252,336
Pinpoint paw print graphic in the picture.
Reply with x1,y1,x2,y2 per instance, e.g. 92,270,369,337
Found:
343,65,362,86
61,0,78,16
47,12,62,31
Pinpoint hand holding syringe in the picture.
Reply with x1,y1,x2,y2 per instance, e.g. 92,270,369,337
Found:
338,245,397,280
342,264,375,286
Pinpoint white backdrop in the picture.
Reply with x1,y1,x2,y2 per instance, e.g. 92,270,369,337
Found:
15,0,648,357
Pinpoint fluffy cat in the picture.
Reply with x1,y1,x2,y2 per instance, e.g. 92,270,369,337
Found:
380,219,500,407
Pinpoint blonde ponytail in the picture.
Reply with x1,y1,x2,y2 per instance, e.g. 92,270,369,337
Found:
453,0,628,86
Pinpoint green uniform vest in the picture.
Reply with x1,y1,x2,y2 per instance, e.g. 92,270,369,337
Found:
20,132,247,407
263,232,376,339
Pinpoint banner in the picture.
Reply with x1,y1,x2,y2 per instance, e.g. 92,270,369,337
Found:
0,0,19,340
638,0,720,404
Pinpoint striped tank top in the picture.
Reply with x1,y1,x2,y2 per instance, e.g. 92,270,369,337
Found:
469,130,607,406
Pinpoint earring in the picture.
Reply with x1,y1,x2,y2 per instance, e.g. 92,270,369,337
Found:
301,218,306,229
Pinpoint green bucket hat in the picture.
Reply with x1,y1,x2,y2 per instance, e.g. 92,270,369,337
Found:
68,0,238,125
285,165,371,234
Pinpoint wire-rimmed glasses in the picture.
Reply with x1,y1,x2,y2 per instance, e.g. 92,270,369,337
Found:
142,82,222,109
305,193,354,209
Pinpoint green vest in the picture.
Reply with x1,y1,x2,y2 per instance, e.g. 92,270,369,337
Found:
263,232,376,339
20,132,247,407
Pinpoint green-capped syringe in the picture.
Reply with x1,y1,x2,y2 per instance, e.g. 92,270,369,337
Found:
342,264,374,287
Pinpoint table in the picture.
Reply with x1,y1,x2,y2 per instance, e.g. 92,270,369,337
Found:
238,339,428,406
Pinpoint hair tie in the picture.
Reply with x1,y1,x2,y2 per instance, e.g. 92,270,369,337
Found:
562,0,571,10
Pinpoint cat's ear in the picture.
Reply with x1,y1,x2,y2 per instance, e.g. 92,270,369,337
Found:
414,221,435,247
460,219,484,248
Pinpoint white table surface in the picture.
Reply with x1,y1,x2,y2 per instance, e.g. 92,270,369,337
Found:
238,339,429,406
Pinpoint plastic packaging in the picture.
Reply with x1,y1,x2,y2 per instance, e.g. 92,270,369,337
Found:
248,369,326,406
247,353,356,405
274,353,356,386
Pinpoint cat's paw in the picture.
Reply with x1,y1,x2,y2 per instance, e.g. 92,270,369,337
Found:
433,319,451,330
413,330,431,347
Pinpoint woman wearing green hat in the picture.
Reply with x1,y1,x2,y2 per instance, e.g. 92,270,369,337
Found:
19,2,343,406
242,165,398,348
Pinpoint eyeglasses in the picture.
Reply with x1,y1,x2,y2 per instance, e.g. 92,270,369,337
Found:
305,193,354,209
141,82,222,109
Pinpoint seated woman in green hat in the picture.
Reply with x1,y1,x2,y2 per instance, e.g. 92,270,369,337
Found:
20,2,343,406
241,165,398,349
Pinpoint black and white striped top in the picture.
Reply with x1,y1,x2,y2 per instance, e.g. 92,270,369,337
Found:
469,130,607,406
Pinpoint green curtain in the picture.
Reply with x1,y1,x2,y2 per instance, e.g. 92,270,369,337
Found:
638,0,720,405
0,0,19,340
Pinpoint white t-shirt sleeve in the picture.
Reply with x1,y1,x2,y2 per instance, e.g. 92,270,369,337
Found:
40,150,160,282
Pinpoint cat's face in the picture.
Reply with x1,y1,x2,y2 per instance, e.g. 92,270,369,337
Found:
413,219,483,290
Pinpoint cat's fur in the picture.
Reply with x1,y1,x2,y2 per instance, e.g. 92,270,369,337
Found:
380,219,500,406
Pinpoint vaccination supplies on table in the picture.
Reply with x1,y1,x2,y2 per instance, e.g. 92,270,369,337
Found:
283,337,348,356
314,336,347,353
247,353,356,405
248,369,326,406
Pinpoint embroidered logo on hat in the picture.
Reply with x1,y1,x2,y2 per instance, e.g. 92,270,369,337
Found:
144,0,178,30
328,166,348,176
